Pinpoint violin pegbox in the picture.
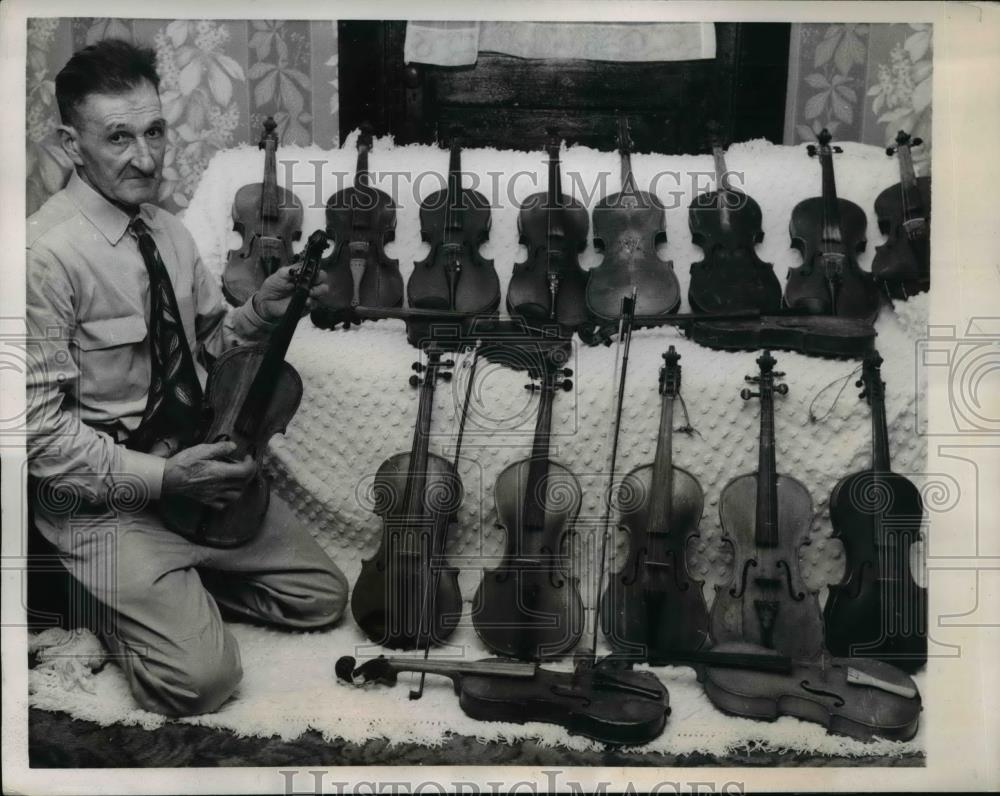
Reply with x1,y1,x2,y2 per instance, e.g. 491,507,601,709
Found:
886,129,922,157
525,345,573,393
410,345,455,388
259,116,278,150
808,128,842,158
857,349,885,404
659,345,682,398
741,349,787,400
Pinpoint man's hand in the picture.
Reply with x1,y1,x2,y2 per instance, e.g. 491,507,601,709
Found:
252,265,329,323
162,441,256,509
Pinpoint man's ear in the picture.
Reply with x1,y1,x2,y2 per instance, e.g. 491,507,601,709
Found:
57,123,85,167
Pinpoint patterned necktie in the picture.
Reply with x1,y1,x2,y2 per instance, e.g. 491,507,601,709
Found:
126,217,204,453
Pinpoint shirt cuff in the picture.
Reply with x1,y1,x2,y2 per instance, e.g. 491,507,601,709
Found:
231,292,278,340
119,448,167,502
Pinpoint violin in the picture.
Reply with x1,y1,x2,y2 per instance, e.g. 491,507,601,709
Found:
350,343,463,649
160,230,329,547
601,345,710,661
223,117,303,307
785,129,882,321
311,126,403,330
686,314,875,359
472,345,585,660
687,136,782,314
584,118,679,342
710,350,826,659
407,126,500,315
824,350,927,671
872,130,931,299
506,128,590,336
697,641,921,742
336,654,670,747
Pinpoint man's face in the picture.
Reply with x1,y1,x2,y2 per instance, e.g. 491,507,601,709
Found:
61,80,166,211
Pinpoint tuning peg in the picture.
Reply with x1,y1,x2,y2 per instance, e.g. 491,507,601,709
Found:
409,375,421,388
912,137,923,147
740,388,758,400
560,379,574,392
774,371,786,378
442,360,455,368
525,383,540,392
885,145,897,156
745,375,760,383
561,368,574,377
855,379,864,388
412,362,425,373
833,146,843,154
439,371,453,382
775,383,789,395
806,144,817,157
859,389,868,399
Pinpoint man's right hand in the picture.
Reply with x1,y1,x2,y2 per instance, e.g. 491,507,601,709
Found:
161,441,256,510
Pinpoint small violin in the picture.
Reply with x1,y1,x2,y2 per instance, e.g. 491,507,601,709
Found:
223,117,303,307
872,130,931,299
697,641,922,742
785,129,882,321
336,654,670,747
311,126,404,330
824,350,927,671
687,132,782,314
506,128,590,336
160,230,329,547
686,314,876,359
709,351,826,659
601,345,710,661
407,126,501,316
584,117,679,343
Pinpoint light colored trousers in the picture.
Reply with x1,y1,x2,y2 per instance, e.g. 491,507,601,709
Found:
35,494,348,717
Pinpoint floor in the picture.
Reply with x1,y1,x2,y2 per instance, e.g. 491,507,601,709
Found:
28,709,924,768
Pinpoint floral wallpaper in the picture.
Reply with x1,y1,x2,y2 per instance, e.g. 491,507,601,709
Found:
784,23,932,174
25,17,339,216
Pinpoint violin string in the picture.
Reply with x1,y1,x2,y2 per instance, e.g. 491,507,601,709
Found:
675,392,701,437
807,364,862,424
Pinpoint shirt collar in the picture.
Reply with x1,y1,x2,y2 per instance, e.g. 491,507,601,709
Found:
65,170,162,245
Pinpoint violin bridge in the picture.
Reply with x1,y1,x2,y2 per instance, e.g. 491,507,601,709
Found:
846,667,917,699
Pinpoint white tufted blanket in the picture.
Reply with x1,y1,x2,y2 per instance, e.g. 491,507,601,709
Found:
30,136,929,758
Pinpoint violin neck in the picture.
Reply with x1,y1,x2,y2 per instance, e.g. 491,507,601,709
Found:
401,364,439,526
522,381,557,536
755,385,780,548
620,150,636,196
448,143,463,214
712,146,730,195
383,656,536,680
547,149,563,209
870,381,892,473
645,394,676,538
819,150,844,240
355,146,371,190
234,240,322,437
260,140,279,228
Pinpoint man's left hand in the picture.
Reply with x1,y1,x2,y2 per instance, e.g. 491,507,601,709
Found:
252,265,329,323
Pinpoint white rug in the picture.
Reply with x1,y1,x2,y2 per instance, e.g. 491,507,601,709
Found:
29,137,929,759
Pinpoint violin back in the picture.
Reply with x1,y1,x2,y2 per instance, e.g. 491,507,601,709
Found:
351,450,463,649
601,463,710,661
459,665,671,747
473,458,584,660
158,348,302,548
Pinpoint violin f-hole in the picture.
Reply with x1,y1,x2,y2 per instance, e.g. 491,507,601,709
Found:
730,557,758,598
799,680,846,708
777,559,806,601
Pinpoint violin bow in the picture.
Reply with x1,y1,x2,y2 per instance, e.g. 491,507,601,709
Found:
409,339,482,699
581,288,638,670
